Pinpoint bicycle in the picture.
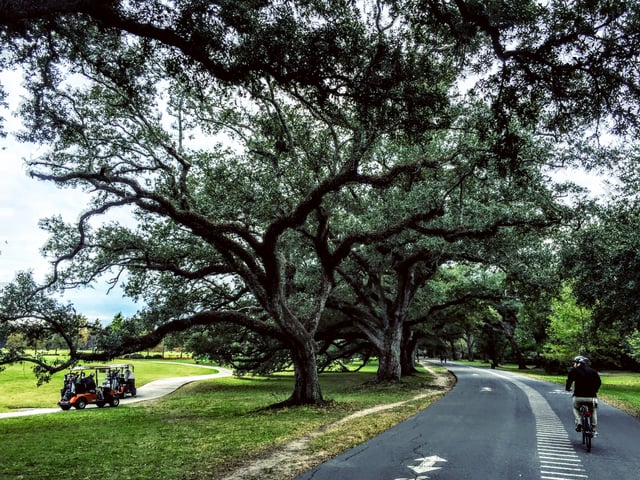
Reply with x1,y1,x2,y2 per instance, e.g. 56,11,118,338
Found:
578,402,595,452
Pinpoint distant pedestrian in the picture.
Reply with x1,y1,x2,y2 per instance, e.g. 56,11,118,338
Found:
125,367,136,396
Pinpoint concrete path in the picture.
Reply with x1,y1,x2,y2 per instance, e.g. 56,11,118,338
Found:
0,363,234,419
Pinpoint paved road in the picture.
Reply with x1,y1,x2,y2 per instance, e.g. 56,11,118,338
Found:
0,363,233,419
295,362,640,480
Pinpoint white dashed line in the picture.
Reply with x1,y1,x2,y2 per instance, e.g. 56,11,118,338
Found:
484,370,589,480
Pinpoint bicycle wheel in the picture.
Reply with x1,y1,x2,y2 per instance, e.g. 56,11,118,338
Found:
584,415,592,452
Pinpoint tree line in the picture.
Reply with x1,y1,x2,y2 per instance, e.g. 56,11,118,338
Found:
1,0,640,406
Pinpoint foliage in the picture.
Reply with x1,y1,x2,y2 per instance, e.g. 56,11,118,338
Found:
562,200,640,334
185,323,292,375
559,186,640,367
0,272,92,382
2,0,640,402
627,331,640,364
543,283,593,364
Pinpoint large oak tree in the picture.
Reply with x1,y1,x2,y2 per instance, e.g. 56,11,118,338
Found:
2,1,640,405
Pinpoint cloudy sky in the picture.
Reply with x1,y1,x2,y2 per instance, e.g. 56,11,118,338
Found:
1,70,139,324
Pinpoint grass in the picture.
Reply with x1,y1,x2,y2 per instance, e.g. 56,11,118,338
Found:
7,358,636,479
0,359,216,412
0,361,449,480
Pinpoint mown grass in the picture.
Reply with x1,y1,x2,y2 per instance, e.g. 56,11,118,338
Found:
0,359,216,412
0,363,449,480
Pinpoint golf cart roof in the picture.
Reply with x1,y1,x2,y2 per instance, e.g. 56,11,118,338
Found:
70,365,111,372
109,363,134,369
69,364,133,374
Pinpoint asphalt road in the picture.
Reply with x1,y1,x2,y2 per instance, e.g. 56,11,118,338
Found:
295,362,640,480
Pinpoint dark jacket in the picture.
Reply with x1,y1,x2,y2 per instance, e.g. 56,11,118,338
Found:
565,364,601,397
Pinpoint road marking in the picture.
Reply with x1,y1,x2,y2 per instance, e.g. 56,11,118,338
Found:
484,370,589,480
394,455,447,480
530,392,587,480
409,455,448,474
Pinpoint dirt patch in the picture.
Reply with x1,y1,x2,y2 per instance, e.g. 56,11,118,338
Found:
219,363,455,480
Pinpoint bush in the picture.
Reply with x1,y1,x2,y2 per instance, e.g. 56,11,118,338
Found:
543,358,569,374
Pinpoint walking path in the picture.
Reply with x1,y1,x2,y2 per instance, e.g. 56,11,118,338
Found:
0,363,234,419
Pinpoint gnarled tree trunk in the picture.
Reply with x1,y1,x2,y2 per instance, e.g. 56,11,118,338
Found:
375,323,403,382
280,336,324,406
400,327,419,375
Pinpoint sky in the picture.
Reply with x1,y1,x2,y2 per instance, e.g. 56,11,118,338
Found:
0,70,139,324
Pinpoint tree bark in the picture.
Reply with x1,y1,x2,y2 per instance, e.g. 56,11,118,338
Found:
400,326,419,375
375,324,403,382
280,336,324,406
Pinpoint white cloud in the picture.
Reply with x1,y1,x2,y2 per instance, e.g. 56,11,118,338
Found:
0,144,140,323
1,71,139,323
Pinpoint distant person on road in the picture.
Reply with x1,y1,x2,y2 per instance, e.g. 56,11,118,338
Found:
125,367,136,396
566,355,601,434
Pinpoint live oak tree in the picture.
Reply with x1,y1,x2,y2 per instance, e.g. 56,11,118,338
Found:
0,1,462,405
326,116,574,382
550,139,640,366
2,1,640,404
560,194,640,366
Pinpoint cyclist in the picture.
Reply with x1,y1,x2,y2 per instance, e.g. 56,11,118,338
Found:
565,355,602,435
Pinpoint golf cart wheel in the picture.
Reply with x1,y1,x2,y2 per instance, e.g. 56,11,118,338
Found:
60,404,71,411
110,397,120,407
75,398,88,409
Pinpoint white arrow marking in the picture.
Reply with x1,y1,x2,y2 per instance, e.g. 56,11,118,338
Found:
409,455,448,474
481,386,493,392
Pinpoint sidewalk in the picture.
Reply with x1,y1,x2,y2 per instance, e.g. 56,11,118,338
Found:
0,364,234,419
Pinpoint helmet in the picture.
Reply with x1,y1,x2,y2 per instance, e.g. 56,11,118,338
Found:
573,356,588,365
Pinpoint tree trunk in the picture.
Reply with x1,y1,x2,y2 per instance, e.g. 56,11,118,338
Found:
462,332,475,361
280,337,324,406
447,338,457,360
376,325,403,382
400,327,419,375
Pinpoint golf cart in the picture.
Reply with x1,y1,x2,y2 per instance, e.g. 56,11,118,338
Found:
106,363,137,398
58,365,120,410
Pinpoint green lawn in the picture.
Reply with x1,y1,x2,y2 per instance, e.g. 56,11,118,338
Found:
0,362,449,480
0,359,216,412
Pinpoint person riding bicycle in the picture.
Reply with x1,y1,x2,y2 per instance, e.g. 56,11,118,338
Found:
565,355,601,435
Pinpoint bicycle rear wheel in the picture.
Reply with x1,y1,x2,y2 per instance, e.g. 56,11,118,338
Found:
583,416,592,452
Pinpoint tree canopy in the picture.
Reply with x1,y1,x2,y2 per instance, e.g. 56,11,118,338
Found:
2,0,640,404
